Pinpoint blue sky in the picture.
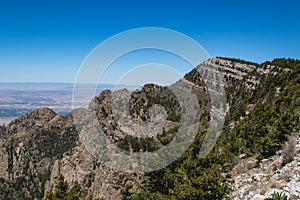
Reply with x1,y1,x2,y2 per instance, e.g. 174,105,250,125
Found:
0,0,299,83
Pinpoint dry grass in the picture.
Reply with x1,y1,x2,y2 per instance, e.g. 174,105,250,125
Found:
260,184,268,195
232,157,258,176
270,181,284,189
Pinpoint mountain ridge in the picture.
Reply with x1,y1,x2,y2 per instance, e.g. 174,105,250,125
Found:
0,57,299,199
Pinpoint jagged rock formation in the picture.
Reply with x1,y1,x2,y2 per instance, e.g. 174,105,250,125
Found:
44,145,139,200
88,90,125,142
0,57,299,200
0,125,5,139
0,108,77,199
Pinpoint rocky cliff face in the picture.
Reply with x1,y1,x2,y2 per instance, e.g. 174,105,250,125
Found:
0,108,77,199
44,144,139,200
0,57,298,200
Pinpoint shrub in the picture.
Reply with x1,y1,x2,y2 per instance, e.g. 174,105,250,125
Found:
265,191,288,200
282,136,296,166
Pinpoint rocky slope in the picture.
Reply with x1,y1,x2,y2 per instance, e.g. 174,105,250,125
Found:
231,136,300,200
0,57,299,200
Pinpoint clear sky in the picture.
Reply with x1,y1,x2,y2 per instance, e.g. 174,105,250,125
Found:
0,0,299,83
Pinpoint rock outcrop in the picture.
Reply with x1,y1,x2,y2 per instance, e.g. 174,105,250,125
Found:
0,107,77,199
231,137,300,200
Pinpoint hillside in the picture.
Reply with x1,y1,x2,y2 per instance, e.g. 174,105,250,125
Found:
0,57,299,200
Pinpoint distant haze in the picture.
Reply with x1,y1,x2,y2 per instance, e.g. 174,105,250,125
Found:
0,82,137,125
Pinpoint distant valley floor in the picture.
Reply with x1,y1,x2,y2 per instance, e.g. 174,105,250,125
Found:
0,82,138,125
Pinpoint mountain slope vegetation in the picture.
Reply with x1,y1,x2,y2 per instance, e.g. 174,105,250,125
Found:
0,58,299,200
121,58,300,199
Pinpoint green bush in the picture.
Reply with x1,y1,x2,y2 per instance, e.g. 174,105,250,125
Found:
265,192,288,200
45,175,86,200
